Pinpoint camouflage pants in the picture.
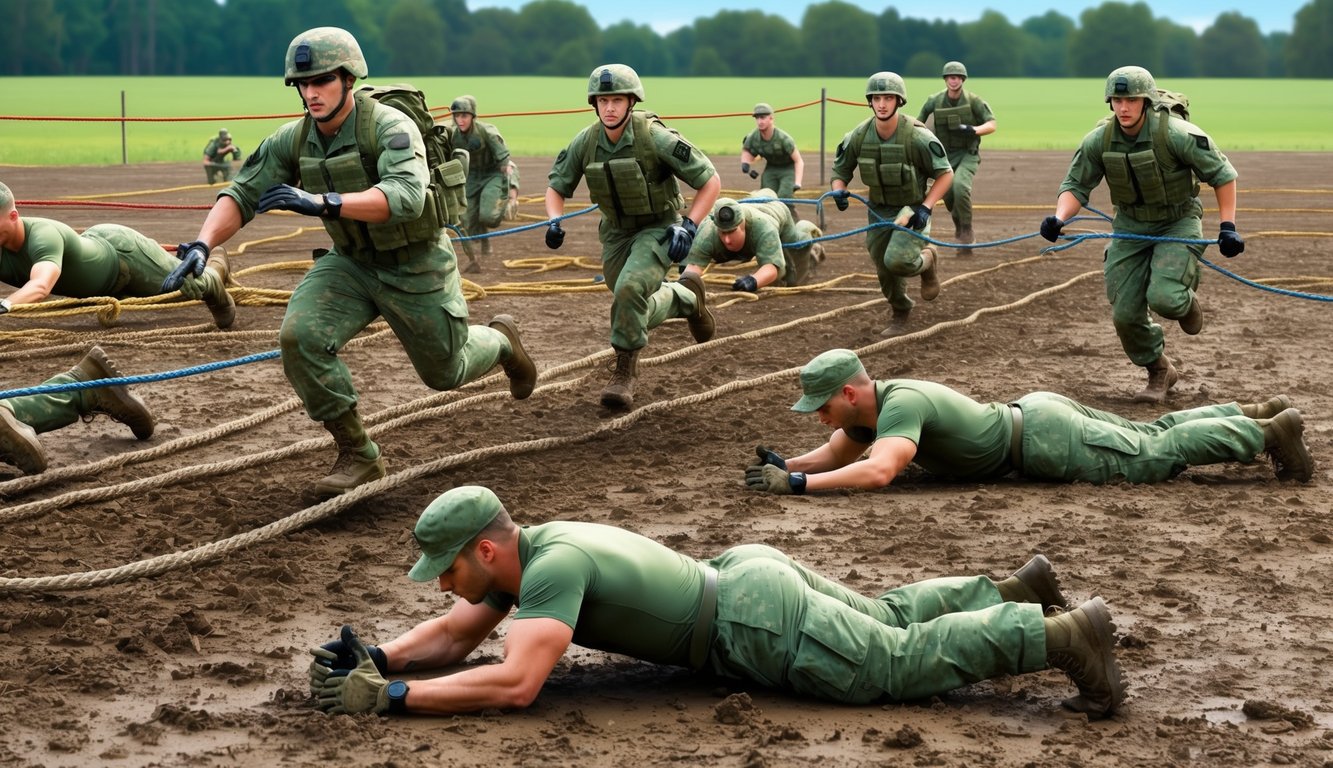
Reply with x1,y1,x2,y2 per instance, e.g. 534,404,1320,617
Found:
760,165,799,216
204,162,233,184
279,250,509,422
600,220,699,351
1104,206,1204,366
1,367,98,434
942,151,979,230
462,172,509,255
781,220,822,286
1016,392,1263,484
704,545,1046,704
865,205,931,312
82,224,225,301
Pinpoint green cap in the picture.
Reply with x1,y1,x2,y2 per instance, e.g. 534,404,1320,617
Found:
407,486,503,582
791,349,865,412
752,102,773,117
712,197,744,232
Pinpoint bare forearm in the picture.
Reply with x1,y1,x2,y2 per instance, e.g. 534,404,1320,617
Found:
1214,180,1237,223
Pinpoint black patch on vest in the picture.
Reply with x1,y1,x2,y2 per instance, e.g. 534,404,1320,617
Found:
929,141,946,158
673,141,692,162
1193,134,1210,151
387,132,411,150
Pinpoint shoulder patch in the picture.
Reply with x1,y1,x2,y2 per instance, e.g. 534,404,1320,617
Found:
835,140,845,159
556,149,568,164
1193,134,1210,151
242,152,260,169
673,140,692,162
929,141,946,158
387,132,411,151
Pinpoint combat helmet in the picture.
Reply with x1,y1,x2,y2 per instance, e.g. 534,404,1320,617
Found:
218,128,230,139
284,27,368,85
712,198,745,233
587,64,645,106
752,102,774,117
865,71,908,107
942,61,968,79
1104,66,1156,103
450,95,477,117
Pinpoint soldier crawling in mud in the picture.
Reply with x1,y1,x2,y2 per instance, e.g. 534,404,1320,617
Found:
680,192,825,292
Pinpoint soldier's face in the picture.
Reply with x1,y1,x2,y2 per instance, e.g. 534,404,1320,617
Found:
815,387,855,429
870,94,899,120
596,95,631,127
719,222,747,252
455,113,474,132
753,114,773,131
295,72,344,120
1110,96,1146,131
944,75,964,93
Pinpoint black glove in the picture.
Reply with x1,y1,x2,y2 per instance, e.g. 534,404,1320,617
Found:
753,445,787,471
906,204,931,231
958,124,976,136
1040,216,1065,243
792,184,801,192
314,626,391,715
740,162,751,176
830,190,850,212
308,627,388,697
732,275,758,292
162,240,210,292
664,217,698,263
257,184,335,217
545,221,565,249
1218,221,1244,258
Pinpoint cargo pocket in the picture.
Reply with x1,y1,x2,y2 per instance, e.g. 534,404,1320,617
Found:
788,595,872,701
1081,419,1141,456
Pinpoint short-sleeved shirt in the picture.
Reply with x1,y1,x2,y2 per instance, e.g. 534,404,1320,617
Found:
482,521,707,667
742,127,797,167
457,120,510,180
1,217,120,297
843,379,1012,480
547,116,717,202
685,199,795,271
830,116,953,189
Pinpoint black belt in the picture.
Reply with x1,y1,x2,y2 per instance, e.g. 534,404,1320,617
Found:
689,566,718,670
1008,404,1024,475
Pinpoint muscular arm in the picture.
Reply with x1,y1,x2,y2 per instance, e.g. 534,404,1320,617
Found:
791,148,805,189
333,187,392,224
685,174,721,226
1213,179,1237,223
750,262,782,289
789,435,918,492
5,261,61,305
545,186,567,221
973,118,997,138
1053,189,1084,223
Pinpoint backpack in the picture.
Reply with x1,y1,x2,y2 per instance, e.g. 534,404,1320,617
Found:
1153,89,1189,122
1100,88,1192,164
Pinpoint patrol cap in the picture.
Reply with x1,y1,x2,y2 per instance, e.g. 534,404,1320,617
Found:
752,102,774,117
407,486,503,582
218,128,230,139
713,197,744,232
791,349,865,412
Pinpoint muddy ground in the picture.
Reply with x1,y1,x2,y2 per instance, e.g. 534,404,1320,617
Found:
0,151,1330,767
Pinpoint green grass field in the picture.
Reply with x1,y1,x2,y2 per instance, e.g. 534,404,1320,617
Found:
2,76,1328,166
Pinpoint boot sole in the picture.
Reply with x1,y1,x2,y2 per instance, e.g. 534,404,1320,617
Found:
312,461,387,498
1014,554,1070,611
677,273,715,343
488,315,537,400
1061,597,1127,718
1269,408,1315,482
0,406,48,474
919,249,940,301
83,347,156,440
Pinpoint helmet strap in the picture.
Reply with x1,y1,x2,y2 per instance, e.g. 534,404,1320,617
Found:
307,73,353,125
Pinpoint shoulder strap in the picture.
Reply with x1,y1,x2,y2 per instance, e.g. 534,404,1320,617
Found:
352,89,381,184
632,111,666,181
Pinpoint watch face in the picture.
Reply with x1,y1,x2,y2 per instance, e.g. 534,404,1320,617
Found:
387,680,408,699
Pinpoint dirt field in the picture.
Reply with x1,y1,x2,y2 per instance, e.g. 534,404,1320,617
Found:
1,150,1330,768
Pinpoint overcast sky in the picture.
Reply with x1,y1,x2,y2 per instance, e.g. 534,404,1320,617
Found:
469,1,1300,35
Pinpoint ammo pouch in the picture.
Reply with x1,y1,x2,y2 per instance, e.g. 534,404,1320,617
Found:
857,142,920,208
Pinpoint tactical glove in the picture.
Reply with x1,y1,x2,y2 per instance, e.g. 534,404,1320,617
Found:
664,217,698,263
792,184,801,192
830,190,850,212
745,464,807,494
732,275,758,292
1218,221,1245,257
1040,216,1065,243
257,184,338,218
545,221,565,250
906,204,931,231
958,124,976,136
753,445,787,471
309,629,388,695
162,241,209,293
314,625,391,715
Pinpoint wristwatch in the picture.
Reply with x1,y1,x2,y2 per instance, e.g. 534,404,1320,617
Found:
386,679,409,714
322,192,343,219
0,298,11,315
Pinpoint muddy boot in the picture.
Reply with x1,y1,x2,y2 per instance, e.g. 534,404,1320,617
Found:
0,406,48,474
881,308,912,337
488,314,537,400
956,222,974,257
1132,354,1178,404
73,346,156,440
919,247,940,301
994,554,1069,612
1240,394,1293,420
1259,408,1315,482
600,347,639,410
315,409,386,497
1044,597,1126,718
466,237,489,274
203,246,236,329
677,272,715,343
1177,296,1203,336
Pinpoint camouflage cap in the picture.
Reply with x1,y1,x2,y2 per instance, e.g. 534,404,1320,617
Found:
752,102,774,117
791,349,866,412
284,26,368,85
712,198,744,232
408,486,504,582
218,128,230,139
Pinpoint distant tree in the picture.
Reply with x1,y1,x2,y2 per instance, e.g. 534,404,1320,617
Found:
904,50,944,78
877,8,907,71
877,11,961,73
1157,20,1199,77
801,1,878,77
960,10,1026,76
220,0,309,76
692,11,800,76
52,0,109,74
689,45,730,77
453,9,518,75
1264,32,1289,76
602,22,675,76
1198,12,1266,76
1285,0,1333,77
1020,11,1075,76
384,0,446,75
1068,2,1160,77
512,0,601,76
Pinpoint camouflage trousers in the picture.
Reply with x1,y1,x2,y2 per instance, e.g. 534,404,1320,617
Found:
84,224,225,300
760,165,799,216
942,151,979,230
279,250,509,422
781,220,822,286
865,205,932,312
462,172,510,254
1103,204,1204,366
600,220,699,351
1015,392,1263,484
704,545,1046,704
1,368,99,434
204,162,233,184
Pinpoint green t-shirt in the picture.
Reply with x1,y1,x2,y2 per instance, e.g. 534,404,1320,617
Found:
685,199,794,270
482,521,707,667
0,217,120,297
742,127,797,167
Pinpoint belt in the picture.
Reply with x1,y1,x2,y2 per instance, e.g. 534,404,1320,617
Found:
1008,404,1024,476
689,566,719,670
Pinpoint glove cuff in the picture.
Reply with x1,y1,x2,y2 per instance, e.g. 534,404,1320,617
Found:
788,472,807,495
368,645,388,676
1220,221,1236,232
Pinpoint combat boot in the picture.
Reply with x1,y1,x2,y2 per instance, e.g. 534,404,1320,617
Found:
881,308,912,337
488,314,537,400
994,554,1069,612
1240,394,1293,419
0,406,48,474
315,409,386,497
1177,296,1203,336
919,247,940,301
465,237,489,274
677,272,715,343
956,222,974,257
600,347,639,410
1132,354,1178,404
73,346,156,440
203,246,236,329
1044,597,1126,719
1259,408,1314,482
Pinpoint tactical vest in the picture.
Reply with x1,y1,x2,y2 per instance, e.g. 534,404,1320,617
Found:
849,114,927,208
744,129,795,167
461,121,502,176
932,92,980,154
580,111,684,229
1099,109,1200,222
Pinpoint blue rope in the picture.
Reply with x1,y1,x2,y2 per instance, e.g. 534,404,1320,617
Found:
449,204,599,242
0,350,281,401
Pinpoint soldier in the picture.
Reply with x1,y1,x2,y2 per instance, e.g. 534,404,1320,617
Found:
0,346,155,475
829,72,953,338
544,64,721,410
681,191,824,291
744,349,1314,497
0,181,235,329
916,61,996,256
309,485,1126,719
448,95,519,273
180,27,537,497
202,129,242,184
740,103,804,215
1041,66,1244,404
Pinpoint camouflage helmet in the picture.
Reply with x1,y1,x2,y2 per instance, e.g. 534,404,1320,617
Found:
284,27,368,85
752,102,774,117
218,128,230,139
1104,66,1156,103
450,95,477,117
712,198,745,233
865,71,907,107
942,61,968,79
587,64,645,106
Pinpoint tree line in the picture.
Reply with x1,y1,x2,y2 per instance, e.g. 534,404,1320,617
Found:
3,0,1331,78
